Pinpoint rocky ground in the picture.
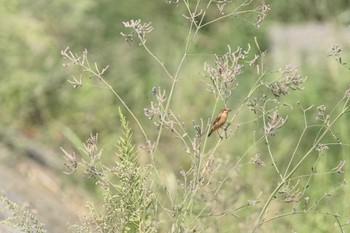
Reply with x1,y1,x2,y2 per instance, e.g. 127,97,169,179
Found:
0,129,89,233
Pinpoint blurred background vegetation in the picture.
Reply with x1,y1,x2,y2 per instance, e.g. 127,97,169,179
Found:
1,0,350,232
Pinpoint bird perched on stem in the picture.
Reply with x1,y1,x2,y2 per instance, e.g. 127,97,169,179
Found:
208,108,231,137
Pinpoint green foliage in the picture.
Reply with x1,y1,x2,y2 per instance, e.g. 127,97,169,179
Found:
0,196,46,233
2,0,350,232
60,1,350,232
114,108,154,232
269,0,349,23
67,110,155,233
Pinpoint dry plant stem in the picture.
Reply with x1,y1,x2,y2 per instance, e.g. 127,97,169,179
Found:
262,102,282,179
200,69,261,155
262,181,347,232
183,0,263,153
201,67,267,196
132,0,270,227
133,3,204,213
213,135,265,197
139,41,173,80
192,97,220,209
204,72,266,170
202,203,257,230
153,0,216,150
288,169,341,181
201,99,219,154
228,69,267,125
100,76,149,140
200,0,256,28
288,151,321,214
156,0,265,154
284,104,314,177
153,4,199,150
168,110,192,148
285,95,346,177
307,180,346,212
252,97,350,232
63,49,149,142
313,95,347,144
262,210,346,231
154,74,179,149
183,0,202,29
139,3,202,212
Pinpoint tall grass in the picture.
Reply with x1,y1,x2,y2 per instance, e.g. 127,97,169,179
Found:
2,1,349,232
59,1,350,232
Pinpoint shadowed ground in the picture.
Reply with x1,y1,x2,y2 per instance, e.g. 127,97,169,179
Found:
0,129,88,232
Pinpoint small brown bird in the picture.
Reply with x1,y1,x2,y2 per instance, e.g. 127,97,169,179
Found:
208,108,231,137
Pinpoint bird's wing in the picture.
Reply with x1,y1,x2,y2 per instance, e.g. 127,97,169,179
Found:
211,113,222,126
